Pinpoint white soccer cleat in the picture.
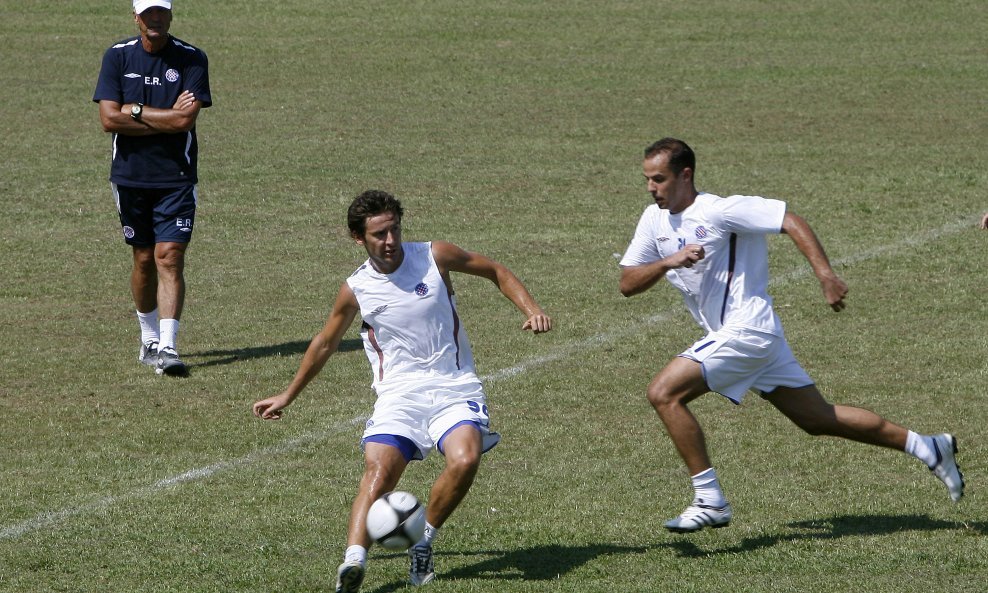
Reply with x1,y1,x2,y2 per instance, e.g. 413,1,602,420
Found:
664,500,733,533
335,561,365,593
408,543,435,586
930,433,964,502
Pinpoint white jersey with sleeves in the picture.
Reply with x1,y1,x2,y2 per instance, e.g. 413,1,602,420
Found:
346,241,479,392
620,192,787,335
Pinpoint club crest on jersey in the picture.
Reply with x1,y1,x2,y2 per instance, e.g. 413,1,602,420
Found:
165,69,180,83
415,283,429,296
695,226,708,239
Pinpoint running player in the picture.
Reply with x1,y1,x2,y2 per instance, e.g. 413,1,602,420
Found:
618,138,964,532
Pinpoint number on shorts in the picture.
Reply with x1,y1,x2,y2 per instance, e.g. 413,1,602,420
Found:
466,400,489,417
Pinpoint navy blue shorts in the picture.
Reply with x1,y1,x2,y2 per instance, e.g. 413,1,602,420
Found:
112,184,197,247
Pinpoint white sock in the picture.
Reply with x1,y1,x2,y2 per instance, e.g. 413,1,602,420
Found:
137,309,159,345
343,544,367,566
159,318,180,352
418,521,438,547
691,468,726,507
905,431,937,468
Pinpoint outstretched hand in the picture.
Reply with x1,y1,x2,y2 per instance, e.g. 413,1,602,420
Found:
252,393,292,420
522,313,552,334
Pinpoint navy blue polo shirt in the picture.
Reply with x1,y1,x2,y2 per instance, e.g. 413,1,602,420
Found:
94,35,212,188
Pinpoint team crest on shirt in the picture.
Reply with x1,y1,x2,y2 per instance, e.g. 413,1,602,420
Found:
414,282,429,296
695,226,708,239
165,69,180,83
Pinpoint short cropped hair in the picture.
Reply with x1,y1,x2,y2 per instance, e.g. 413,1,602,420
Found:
347,190,404,238
644,138,696,177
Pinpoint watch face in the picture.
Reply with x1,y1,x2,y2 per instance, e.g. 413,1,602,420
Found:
132,105,141,115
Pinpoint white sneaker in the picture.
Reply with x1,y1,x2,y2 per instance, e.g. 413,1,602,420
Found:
408,544,435,586
335,561,364,593
930,433,964,502
664,501,733,533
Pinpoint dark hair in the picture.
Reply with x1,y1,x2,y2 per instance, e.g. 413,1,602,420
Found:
644,138,696,177
347,190,404,237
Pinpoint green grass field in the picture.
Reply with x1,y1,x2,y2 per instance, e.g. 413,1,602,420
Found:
2,0,986,591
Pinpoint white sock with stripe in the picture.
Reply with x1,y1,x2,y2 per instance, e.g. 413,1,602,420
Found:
691,468,727,507
137,309,159,346
159,318,179,352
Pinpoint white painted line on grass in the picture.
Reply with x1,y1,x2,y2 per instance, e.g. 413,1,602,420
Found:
768,216,975,286
483,309,680,383
0,416,366,541
0,216,974,542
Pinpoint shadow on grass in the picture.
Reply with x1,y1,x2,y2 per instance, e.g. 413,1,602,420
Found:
364,543,649,592
663,513,986,558
183,338,362,369
357,515,981,590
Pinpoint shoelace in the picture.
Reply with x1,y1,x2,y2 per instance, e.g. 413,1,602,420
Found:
410,546,432,572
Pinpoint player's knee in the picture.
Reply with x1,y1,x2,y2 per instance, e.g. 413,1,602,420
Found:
133,248,155,271
154,244,186,271
362,458,403,491
444,448,481,478
646,382,676,410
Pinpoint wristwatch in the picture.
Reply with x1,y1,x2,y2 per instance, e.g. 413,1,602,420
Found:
130,103,144,121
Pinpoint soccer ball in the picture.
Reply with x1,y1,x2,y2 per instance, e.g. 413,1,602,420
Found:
366,491,426,550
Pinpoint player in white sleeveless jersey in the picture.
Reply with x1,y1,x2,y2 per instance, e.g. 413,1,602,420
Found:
619,138,963,533
253,190,551,592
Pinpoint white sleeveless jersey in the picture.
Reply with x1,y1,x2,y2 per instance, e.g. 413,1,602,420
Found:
346,242,479,392
620,193,787,335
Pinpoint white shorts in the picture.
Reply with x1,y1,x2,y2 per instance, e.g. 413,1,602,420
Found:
362,380,500,461
680,327,814,404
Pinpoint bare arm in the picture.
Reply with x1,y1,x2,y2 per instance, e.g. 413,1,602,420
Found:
432,240,552,334
619,244,705,297
252,283,360,419
781,211,848,311
98,91,201,136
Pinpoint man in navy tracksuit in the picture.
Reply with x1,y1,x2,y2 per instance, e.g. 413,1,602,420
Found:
94,0,211,376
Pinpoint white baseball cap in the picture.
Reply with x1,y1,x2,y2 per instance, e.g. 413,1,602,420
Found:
133,0,172,14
